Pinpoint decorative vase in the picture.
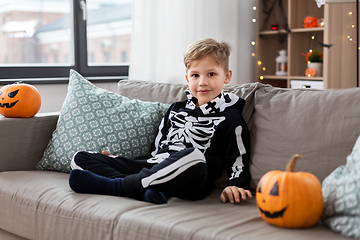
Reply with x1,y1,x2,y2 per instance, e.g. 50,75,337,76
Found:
275,49,288,76
307,62,323,77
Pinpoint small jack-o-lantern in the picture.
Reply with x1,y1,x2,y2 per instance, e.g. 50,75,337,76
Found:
305,68,317,78
303,16,318,28
256,154,323,228
0,82,41,118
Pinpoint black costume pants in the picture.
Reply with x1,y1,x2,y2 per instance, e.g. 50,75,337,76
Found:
71,147,211,200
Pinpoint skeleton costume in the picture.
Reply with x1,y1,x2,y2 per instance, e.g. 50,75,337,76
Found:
71,91,250,201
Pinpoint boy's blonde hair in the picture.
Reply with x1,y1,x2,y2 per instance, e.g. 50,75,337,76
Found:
184,38,231,73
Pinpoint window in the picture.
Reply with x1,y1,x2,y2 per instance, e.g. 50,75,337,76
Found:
0,0,131,83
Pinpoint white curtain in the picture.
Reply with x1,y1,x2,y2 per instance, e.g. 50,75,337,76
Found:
129,0,256,85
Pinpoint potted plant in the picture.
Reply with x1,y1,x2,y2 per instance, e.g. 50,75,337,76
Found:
302,50,323,77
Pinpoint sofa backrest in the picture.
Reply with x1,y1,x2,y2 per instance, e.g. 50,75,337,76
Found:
119,80,360,191
249,85,360,190
118,80,265,130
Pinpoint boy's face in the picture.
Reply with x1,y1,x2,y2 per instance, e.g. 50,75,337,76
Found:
185,55,232,107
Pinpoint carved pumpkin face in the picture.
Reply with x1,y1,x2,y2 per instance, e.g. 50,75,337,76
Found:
305,68,317,77
303,16,318,28
0,82,41,118
256,154,324,228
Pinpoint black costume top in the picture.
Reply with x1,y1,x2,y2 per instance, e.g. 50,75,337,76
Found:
150,91,251,189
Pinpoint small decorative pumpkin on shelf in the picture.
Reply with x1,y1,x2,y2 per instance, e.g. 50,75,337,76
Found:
256,154,324,228
0,82,41,118
303,16,319,28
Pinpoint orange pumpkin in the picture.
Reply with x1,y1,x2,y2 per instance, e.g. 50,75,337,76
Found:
303,16,318,28
305,68,317,77
0,82,41,118
256,154,323,228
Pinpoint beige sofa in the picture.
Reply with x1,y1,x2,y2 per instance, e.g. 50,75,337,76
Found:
0,79,359,240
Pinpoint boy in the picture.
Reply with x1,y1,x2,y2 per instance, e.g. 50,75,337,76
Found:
69,38,252,204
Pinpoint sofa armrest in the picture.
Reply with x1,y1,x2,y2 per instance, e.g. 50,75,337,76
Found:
0,112,58,172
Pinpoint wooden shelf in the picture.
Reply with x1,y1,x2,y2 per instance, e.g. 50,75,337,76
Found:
290,76,323,81
260,27,324,36
255,0,358,89
260,75,323,81
261,75,287,80
291,27,324,33
259,30,289,35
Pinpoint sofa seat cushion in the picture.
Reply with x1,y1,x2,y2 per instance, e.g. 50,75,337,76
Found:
0,171,349,240
119,189,347,240
0,171,149,240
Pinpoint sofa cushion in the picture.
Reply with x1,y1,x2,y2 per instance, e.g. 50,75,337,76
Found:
36,70,170,173
118,80,189,104
0,171,348,240
118,80,266,130
0,171,149,240
118,189,347,240
250,86,360,190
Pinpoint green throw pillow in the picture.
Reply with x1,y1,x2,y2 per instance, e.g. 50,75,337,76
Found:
36,70,170,173
322,135,360,238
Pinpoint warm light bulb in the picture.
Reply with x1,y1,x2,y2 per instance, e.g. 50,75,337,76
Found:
253,6,257,10
252,18,256,23
349,38,353,41
251,41,256,46
260,76,264,80
352,25,355,28
309,49,313,53
262,67,266,71
257,61,262,65
348,36,351,39
251,53,255,57
307,61,311,64
349,11,353,15
311,36,315,40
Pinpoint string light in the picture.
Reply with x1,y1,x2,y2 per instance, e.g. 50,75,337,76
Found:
252,4,263,80
346,9,358,48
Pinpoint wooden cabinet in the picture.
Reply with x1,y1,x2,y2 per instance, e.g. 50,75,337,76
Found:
255,0,358,89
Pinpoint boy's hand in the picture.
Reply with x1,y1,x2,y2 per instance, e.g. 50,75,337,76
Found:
102,150,115,157
220,186,252,204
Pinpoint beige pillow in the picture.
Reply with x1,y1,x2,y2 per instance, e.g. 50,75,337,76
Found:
249,86,360,190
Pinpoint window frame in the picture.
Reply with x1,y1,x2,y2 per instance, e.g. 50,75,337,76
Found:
0,0,129,84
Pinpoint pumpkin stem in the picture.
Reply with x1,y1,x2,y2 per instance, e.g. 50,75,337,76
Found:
285,154,302,172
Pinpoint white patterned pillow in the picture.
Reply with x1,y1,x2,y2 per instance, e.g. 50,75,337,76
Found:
36,70,170,173
322,135,360,238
